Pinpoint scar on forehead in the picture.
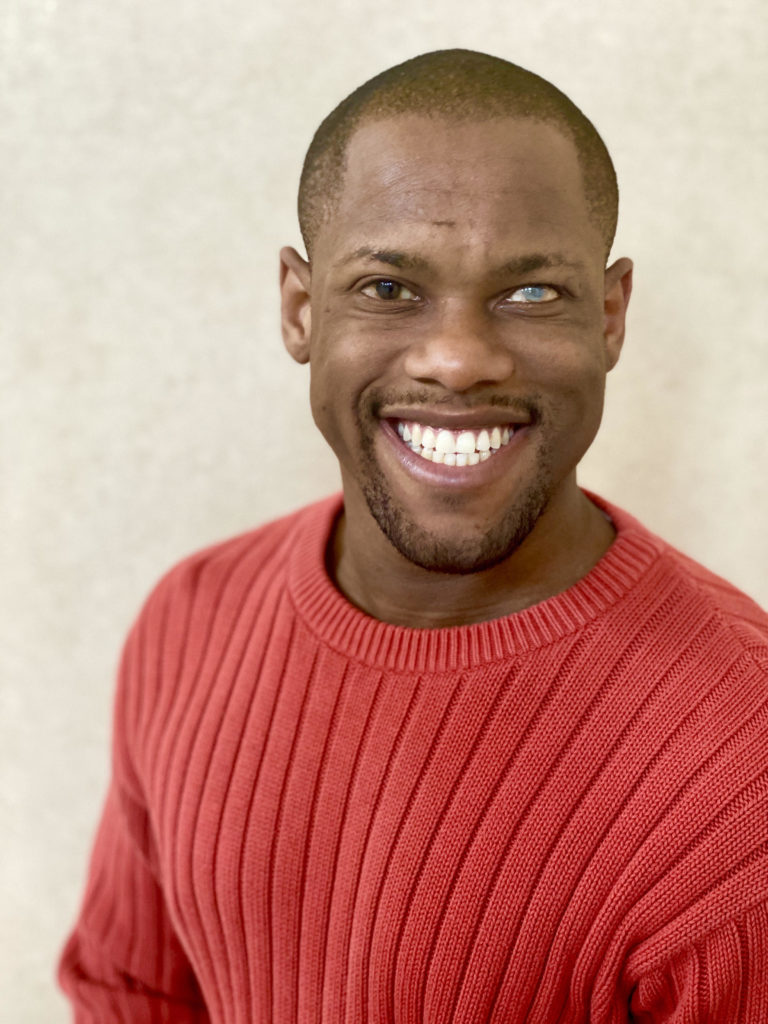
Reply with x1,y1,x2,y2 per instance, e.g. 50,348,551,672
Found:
432,220,456,227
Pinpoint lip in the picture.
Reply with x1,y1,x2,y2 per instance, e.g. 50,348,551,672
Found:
380,406,532,431
378,418,531,489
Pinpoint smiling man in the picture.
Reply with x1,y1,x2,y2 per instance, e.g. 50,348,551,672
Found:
282,109,631,624
60,50,768,1023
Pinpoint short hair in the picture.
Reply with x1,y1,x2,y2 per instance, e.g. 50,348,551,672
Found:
298,49,619,260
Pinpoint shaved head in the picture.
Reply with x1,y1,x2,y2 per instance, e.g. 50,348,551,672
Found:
298,49,619,261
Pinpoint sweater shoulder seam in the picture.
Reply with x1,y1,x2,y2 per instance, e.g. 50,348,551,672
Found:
654,547,768,678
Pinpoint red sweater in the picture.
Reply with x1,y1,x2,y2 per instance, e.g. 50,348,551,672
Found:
59,493,768,1023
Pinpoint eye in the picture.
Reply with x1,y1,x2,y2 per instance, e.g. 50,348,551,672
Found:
360,279,419,301
506,284,560,304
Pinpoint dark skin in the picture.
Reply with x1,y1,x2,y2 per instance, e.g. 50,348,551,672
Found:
281,115,633,628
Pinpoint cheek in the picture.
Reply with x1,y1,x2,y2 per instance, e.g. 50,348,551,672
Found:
526,344,608,433
308,314,395,410
308,363,342,444
306,333,381,450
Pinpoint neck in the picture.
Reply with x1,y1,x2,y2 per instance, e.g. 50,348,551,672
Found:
330,482,615,629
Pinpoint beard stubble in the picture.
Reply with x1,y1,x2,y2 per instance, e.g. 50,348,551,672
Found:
356,411,553,575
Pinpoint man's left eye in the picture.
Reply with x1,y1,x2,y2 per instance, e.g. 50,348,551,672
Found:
507,284,560,303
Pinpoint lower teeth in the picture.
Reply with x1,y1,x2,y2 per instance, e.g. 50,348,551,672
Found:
411,446,496,464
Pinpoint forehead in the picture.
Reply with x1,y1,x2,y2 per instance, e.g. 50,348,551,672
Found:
315,115,601,265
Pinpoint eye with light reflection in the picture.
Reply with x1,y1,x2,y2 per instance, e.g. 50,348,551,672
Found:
506,284,560,304
360,279,419,301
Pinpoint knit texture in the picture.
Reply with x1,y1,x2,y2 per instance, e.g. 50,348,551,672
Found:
59,492,768,1023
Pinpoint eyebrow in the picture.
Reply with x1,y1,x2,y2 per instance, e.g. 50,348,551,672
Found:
335,247,430,271
500,253,587,276
334,247,585,276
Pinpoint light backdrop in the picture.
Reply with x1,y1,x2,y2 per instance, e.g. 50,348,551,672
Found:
2,1,766,1019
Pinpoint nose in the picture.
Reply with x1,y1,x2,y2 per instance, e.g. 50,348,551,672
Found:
402,301,515,392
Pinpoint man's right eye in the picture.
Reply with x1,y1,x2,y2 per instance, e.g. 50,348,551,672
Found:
360,279,418,301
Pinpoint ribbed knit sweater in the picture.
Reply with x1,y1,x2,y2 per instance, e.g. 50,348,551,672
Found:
59,492,768,1023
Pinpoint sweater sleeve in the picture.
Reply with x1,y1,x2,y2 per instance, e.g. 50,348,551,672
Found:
57,783,210,1023
628,902,768,1023
58,582,210,1023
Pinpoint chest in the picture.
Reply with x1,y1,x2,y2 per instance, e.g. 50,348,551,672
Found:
142,632,654,1022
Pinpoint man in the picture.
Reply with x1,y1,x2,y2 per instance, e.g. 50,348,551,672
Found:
59,50,768,1023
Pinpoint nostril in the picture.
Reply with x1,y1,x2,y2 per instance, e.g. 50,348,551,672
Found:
403,333,515,392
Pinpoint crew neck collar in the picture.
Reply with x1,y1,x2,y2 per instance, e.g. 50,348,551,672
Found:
287,491,663,672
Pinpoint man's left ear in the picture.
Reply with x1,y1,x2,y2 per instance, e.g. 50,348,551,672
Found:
280,246,312,364
603,257,633,371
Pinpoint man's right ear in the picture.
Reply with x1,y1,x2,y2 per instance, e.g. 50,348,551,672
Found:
280,246,312,364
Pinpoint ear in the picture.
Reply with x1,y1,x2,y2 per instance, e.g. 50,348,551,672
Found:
280,246,312,364
603,257,633,371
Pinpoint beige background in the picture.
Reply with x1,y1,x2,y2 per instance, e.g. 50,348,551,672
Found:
2,0,766,1019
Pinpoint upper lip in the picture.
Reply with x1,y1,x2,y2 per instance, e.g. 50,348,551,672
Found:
380,407,533,430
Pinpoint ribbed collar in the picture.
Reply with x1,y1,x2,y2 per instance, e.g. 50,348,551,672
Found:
287,491,664,672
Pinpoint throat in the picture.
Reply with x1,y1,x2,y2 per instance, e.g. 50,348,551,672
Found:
329,489,616,628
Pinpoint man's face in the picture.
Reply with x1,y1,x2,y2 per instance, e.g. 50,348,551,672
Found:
283,115,630,574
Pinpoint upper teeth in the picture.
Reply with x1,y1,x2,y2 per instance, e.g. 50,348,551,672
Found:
395,421,513,461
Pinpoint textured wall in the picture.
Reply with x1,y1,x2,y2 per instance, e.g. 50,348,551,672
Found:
2,0,766,1019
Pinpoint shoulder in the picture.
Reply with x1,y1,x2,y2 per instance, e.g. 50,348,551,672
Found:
659,543,768,662
112,495,341,752
135,494,340,628
114,495,341,701
590,501,768,965
652,532,768,679
595,493,768,672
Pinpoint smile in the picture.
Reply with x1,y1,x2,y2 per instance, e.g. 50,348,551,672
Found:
394,420,516,466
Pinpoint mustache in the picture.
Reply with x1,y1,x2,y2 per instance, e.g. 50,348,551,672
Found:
365,389,542,419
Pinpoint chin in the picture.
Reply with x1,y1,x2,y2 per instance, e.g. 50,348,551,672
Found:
361,473,551,576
